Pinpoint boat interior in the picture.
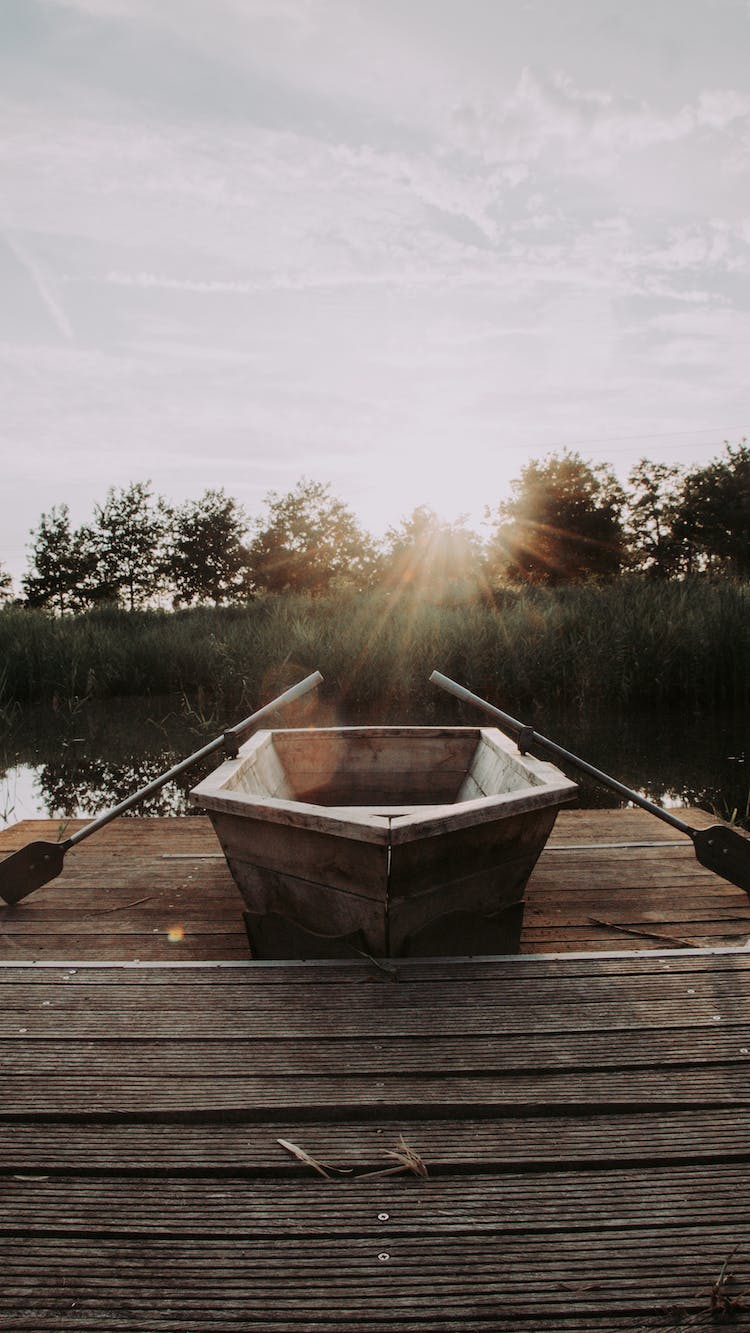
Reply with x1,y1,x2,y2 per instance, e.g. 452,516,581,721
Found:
219,725,547,809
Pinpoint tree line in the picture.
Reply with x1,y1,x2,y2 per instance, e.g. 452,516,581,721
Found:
2,442,749,612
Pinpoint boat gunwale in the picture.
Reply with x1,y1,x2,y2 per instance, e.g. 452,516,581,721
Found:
190,726,578,846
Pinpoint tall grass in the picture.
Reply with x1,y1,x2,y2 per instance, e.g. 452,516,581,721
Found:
1,579,749,716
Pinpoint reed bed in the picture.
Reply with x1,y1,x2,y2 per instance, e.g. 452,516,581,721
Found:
1,579,749,716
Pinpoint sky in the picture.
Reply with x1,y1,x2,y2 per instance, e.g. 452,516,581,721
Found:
2,0,750,588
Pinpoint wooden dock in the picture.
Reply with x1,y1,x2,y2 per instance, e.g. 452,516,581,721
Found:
1,811,750,1329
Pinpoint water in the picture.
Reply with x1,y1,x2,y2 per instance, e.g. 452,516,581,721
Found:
0,694,748,830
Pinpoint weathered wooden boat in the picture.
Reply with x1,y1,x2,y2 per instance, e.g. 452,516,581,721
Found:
190,726,577,958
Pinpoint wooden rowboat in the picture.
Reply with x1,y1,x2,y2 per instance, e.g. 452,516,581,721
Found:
190,726,577,959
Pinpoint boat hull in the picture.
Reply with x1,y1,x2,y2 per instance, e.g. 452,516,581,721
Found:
191,726,577,959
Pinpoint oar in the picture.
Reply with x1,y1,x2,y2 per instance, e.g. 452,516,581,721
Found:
0,670,323,905
430,670,750,895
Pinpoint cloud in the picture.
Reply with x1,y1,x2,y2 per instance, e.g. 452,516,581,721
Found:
449,67,750,178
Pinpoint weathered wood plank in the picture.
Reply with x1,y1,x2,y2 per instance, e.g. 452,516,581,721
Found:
2,1025,749,1075
232,731,295,800
0,817,215,852
1,1065,749,1113
53,962,738,1006
0,1317,735,1333
460,733,528,797
1,966,750,1008
0,1319,686,1333
0,1229,747,1330
0,997,745,1040
4,947,750,981
208,810,389,894
290,773,465,804
2,1165,750,1235
454,773,484,801
0,936,251,962
389,808,557,895
1,1109,749,1173
4,957,750,998
0,911,247,934
271,728,479,776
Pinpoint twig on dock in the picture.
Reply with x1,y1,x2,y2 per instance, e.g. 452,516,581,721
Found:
276,1138,333,1179
357,1137,429,1180
709,1243,746,1323
87,897,153,913
587,916,697,948
276,1138,352,1180
275,1134,428,1182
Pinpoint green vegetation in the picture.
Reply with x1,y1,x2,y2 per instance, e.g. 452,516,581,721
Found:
2,579,749,713
0,563,12,605
3,444,749,720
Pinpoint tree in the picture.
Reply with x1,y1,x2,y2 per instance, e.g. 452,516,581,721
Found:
671,442,750,577
166,489,250,605
90,481,169,610
382,506,485,601
0,563,12,605
248,479,380,594
486,451,626,585
624,459,685,578
23,505,97,613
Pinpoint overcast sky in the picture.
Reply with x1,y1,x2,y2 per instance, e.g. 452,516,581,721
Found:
2,0,750,585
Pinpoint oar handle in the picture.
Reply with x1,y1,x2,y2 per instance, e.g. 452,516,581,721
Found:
429,670,693,838
65,671,323,850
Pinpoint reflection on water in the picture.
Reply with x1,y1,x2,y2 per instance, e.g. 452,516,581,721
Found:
545,707,748,825
0,697,217,829
0,694,748,830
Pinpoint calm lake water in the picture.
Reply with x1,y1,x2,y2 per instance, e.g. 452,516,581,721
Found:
0,693,748,830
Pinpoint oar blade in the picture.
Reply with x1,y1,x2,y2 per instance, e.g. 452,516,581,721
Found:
0,841,66,905
693,824,750,894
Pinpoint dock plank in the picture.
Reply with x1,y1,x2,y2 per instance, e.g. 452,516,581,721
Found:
1,1108,749,1173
